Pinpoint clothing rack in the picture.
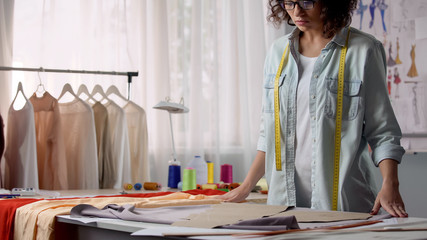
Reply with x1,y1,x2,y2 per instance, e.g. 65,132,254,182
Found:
0,66,138,100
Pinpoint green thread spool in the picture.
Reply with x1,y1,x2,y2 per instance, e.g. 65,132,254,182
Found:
182,168,197,191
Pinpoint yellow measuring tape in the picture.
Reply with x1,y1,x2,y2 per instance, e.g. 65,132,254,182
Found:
332,29,351,211
274,44,290,171
273,29,351,211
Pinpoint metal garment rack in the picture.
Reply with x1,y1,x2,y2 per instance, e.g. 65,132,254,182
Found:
0,66,138,100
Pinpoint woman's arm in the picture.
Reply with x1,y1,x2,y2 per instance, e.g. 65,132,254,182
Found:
216,151,266,202
371,159,408,217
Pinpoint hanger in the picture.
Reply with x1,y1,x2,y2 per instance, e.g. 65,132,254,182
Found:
57,83,78,101
12,82,28,103
35,68,46,97
106,85,128,102
90,84,110,103
77,84,96,103
12,82,29,110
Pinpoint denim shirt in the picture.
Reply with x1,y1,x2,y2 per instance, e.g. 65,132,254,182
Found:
257,27,405,212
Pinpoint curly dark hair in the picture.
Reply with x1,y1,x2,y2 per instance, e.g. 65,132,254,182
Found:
267,0,358,38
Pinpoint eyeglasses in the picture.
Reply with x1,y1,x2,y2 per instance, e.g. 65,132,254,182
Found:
279,0,317,10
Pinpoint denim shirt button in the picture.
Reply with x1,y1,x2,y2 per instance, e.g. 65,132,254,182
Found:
311,95,316,99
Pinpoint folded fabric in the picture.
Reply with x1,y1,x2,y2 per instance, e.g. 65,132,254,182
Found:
217,215,300,231
14,191,223,240
71,204,212,224
0,198,42,240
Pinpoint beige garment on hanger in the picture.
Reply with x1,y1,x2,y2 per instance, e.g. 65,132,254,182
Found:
58,99,99,190
30,92,68,190
124,101,150,183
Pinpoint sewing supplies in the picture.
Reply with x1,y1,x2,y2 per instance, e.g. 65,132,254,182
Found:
134,183,142,190
182,168,197,191
143,182,162,190
206,161,214,183
123,183,133,190
220,164,233,183
168,161,181,188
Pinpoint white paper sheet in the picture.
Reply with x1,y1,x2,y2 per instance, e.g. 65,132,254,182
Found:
58,215,117,224
131,226,252,237
415,16,427,40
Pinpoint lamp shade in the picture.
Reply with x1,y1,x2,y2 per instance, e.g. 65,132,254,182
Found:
153,99,189,113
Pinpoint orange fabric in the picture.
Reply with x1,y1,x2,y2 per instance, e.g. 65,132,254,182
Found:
0,198,42,240
14,190,225,240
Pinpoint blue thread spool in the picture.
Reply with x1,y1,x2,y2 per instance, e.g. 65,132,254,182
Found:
168,162,181,188
134,183,142,190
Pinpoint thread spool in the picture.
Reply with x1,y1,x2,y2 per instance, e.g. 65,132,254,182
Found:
123,183,133,190
134,183,142,190
177,181,183,190
168,164,181,188
202,184,217,190
182,168,197,191
207,161,214,183
228,182,240,190
220,164,233,183
143,182,161,190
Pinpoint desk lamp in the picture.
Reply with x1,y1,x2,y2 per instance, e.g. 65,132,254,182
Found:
153,97,189,188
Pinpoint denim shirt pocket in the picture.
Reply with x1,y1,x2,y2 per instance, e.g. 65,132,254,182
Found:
263,74,286,113
324,78,362,120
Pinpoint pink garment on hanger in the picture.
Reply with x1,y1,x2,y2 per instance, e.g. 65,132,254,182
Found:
30,92,68,190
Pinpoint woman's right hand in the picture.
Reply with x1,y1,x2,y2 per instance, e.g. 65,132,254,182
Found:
215,184,251,203
215,151,266,203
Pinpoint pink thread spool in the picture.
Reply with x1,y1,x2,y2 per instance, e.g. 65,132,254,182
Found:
220,164,233,183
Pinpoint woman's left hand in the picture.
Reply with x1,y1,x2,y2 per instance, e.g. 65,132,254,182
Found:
371,180,408,217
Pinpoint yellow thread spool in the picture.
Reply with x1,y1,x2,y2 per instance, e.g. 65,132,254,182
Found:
202,184,217,190
123,183,133,190
207,162,214,183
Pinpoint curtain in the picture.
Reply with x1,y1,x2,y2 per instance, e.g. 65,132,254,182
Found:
0,0,14,121
5,0,287,186
0,0,14,185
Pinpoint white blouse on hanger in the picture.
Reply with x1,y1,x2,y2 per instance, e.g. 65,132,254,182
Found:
4,83,39,189
104,100,131,189
92,102,115,189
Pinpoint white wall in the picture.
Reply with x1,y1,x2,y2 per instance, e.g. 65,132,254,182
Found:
374,153,427,218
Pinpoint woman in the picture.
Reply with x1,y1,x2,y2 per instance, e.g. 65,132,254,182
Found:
218,0,407,217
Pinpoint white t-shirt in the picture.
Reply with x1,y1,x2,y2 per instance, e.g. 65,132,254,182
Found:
295,53,317,207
